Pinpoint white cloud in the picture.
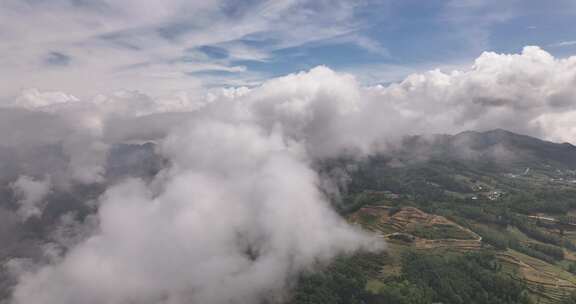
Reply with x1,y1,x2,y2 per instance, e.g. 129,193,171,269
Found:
344,61,470,86
10,89,80,109
11,120,381,304
10,176,52,220
359,46,576,142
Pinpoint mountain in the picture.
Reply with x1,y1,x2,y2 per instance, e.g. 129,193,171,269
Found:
392,129,576,171
306,130,576,304
320,129,576,213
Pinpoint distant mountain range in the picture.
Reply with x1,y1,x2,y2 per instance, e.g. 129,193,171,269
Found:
393,129,576,170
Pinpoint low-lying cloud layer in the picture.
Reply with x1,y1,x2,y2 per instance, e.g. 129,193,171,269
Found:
12,120,379,304
4,46,576,304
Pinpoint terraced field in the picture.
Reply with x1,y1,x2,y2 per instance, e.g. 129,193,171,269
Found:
350,205,576,303
498,250,576,303
350,206,481,251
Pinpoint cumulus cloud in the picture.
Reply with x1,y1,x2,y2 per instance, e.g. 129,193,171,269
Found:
6,45,576,304
195,46,576,152
11,120,380,304
366,46,576,142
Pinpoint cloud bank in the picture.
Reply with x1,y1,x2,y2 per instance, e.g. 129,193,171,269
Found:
12,120,379,304
4,46,576,304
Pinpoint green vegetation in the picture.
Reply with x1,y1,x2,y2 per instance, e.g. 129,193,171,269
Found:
291,253,383,304
400,251,530,304
527,243,564,261
292,251,531,304
305,131,576,304
561,293,576,304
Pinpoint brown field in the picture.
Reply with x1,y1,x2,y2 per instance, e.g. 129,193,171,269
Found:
350,206,481,250
498,250,576,303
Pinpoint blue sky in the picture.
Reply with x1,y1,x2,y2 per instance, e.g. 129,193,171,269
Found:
1,0,576,98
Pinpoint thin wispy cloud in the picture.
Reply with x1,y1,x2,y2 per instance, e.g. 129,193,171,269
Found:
0,0,382,98
550,40,576,47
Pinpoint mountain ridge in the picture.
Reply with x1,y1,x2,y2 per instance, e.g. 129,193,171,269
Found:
394,129,576,170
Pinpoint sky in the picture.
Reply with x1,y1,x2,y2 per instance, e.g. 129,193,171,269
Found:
2,0,576,99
